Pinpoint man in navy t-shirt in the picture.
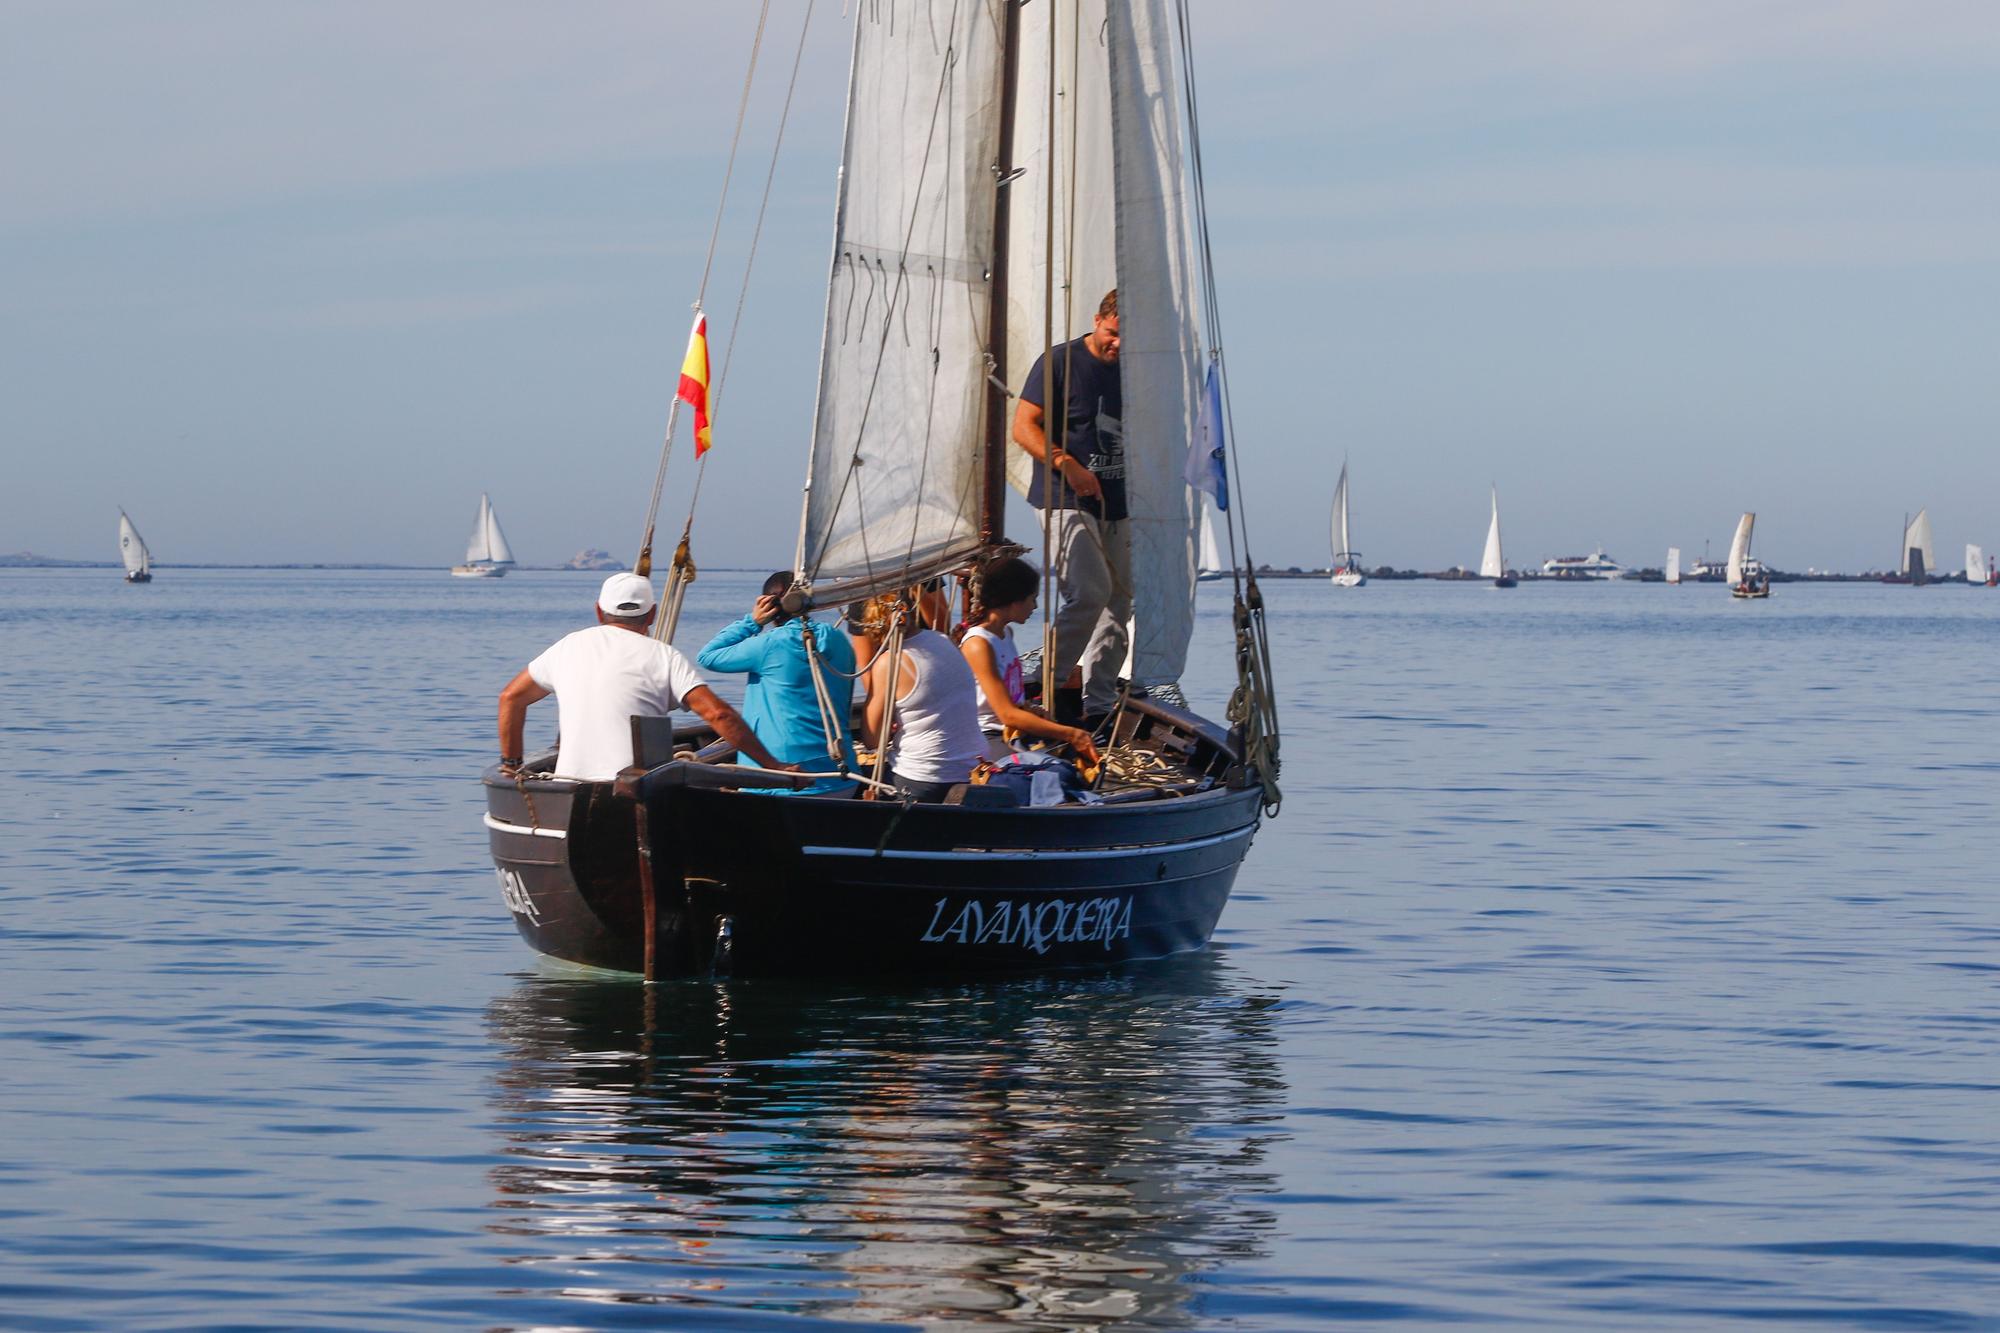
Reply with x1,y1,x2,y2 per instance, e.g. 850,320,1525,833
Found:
1012,287,1130,718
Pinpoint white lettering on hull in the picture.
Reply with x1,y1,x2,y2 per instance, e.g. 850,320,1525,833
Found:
920,895,1135,953
496,866,543,925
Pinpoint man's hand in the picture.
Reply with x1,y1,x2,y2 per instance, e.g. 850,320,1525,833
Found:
752,593,782,626
1057,454,1103,500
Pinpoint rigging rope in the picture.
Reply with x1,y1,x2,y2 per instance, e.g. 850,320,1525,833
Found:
869,606,910,791
635,0,773,589
798,0,968,592
1171,0,1280,812
659,0,820,644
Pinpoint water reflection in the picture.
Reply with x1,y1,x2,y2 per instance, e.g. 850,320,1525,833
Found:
484,958,1285,1329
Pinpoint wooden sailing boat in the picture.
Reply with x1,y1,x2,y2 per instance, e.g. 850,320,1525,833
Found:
451,492,516,578
1890,508,1935,585
118,508,153,584
1480,487,1515,588
481,0,1281,980
1727,511,1769,598
1329,460,1365,587
1665,546,1682,586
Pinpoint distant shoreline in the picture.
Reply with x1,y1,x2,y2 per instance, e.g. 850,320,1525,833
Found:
1,557,1963,584
0,559,768,573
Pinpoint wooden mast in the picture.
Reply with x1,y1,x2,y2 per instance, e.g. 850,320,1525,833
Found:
978,0,1024,546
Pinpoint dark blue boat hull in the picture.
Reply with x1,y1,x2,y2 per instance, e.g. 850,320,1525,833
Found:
484,770,1263,978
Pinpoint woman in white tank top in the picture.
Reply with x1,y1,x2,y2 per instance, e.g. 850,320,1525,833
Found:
863,581,988,801
960,556,1101,765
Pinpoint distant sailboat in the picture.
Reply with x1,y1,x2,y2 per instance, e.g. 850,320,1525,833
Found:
1665,547,1681,586
1896,508,1935,586
1727,512,1769,599
1329,460,1365,587
118,508,153,584
1966,543,1994,587
452,492,516,578
1197,498,1227,582
1479,487,1515,588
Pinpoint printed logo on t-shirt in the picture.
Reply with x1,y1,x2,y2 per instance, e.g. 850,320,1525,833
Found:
1092,400,1125,481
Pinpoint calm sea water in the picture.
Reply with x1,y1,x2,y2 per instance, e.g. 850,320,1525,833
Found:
5,567,2000,1330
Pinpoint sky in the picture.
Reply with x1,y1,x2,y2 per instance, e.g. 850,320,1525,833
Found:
4,0,1998,573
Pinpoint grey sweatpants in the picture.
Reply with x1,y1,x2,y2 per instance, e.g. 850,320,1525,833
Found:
1049,510,1132,712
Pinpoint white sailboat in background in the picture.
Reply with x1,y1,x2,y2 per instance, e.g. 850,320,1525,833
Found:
1329,460,1365,587
1197,498,1227,582
1727,511,1769,599
1966,543,1993,587
1480,487,1515,588
1665,547,1681,586
1898,509,1935,585
452,492,516,578
118,508,153,584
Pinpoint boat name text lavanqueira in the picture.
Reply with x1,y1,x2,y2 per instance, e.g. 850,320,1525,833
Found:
920,894,1136,953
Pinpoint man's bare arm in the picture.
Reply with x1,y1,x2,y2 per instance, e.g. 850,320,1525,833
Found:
1011,398,1101,500
498,669,551,769
683,686,796,773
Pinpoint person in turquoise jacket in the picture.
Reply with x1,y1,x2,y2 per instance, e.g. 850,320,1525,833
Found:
696,572,858,796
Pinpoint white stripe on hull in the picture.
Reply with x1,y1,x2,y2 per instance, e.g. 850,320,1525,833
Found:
800,824,1254,862
483,813,567,840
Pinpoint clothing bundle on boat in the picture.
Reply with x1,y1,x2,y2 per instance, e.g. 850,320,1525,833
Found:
975,750,1101,808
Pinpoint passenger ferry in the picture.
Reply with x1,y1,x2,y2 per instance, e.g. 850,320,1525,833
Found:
1540,547,1629,580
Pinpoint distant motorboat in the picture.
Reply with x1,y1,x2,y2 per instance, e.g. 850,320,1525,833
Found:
1727,512,1770,599
118,508,153,584
452,492,516,578
1479,487,1515,588
1328,460,1365,587
1665,546,1681,586
1540,548,1627,580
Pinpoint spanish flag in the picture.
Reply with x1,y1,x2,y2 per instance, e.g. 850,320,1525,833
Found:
677,312,713,456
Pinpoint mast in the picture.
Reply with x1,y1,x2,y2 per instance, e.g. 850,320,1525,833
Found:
979,0,1023,546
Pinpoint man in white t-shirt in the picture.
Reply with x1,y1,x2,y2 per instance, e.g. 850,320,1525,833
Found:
497,572,792,782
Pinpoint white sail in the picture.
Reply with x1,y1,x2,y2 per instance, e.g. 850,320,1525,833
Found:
118,509,150,577
1969,543,1987,584
464,493,515,566
1198,497,1225,577
1000,0,1203,687
1902,508,1935,578
795,6,1006,605
1726,512,1755,587
483,495,515,565
1331,462,1352,559
793,1,1210,677
1665,547,1681,584
1004,2,1115,499
1479,487,1505,579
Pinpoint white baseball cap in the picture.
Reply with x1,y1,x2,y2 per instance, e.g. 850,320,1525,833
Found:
597,572,657,616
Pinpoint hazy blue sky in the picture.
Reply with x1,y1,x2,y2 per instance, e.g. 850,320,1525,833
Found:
5,1,1997,572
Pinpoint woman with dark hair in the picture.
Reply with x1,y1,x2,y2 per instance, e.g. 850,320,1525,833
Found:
696,571,858,795
961,556,1100,764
